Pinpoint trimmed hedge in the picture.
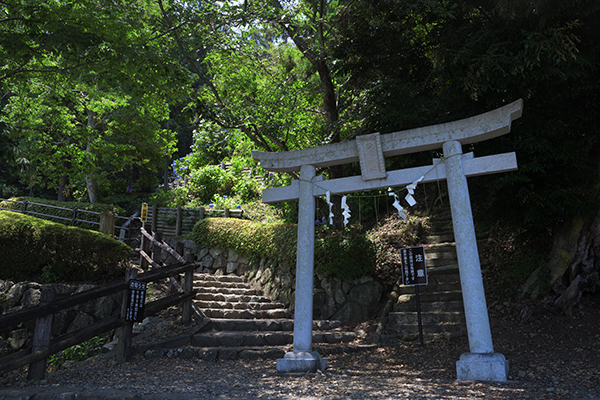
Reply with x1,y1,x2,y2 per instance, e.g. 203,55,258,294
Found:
0,211,130,283
190,218,376,280
0,197,125,230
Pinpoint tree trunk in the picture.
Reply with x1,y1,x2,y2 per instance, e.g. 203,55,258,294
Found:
86,110,100,203
57,175,68,201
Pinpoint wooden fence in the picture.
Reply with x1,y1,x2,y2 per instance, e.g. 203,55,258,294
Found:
0,262,199,380
0,198,136,241
0,198,245,239
146,205,243,237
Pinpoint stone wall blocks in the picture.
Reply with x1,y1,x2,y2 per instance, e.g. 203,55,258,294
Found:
8,328,28,351
21,287,41,308
227,249,239,262
226,262,239,274
201,254,214,269
67,311,95,333
197,247,209,261
209,247,224,259
214,254,227,268
349,281,383,307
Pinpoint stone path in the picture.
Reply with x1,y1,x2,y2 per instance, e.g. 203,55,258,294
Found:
134,273,368,361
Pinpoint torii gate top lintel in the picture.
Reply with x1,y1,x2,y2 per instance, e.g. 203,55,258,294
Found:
252,99,523,173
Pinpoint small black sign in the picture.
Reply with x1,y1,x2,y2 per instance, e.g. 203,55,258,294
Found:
125,280,147,322
400,246,428,286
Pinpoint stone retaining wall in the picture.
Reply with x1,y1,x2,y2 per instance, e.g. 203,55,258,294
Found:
170,239,383,322
0,280,121,357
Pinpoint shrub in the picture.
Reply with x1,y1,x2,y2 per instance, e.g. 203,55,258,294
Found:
188,166,236,204
0,211,130,283
190,218,376,280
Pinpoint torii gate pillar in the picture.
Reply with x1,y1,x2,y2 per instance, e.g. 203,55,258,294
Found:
275,164,328,373
444,141,508,380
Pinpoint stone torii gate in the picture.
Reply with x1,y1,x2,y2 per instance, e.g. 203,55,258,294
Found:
252,99,523,381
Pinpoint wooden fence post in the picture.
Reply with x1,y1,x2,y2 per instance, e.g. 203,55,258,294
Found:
224,208,230,218
27,290,56,381
117,268,138,362
151,205,158,233
99,211,115,236
199,207,205,221
175,207,183,236
183,269,193,325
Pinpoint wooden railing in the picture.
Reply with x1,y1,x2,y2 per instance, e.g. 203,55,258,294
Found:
0,262,199,380
146,204,244,237
0,197,136,241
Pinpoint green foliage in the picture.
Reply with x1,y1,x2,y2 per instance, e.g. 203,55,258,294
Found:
0,211,130,283
1,0,187,201
0,183,21,198
315,230,376,280
187,166,236,204
48,335,109,370
190,218,376,280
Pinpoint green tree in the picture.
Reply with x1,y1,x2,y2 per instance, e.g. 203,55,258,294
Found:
1,0,188,201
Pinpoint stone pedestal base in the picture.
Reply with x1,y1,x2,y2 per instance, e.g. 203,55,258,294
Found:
276,351,327,373
456,352,509,381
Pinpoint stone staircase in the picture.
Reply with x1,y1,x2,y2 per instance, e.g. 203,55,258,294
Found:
384,210,468,342
134,273,366,360
194,274,289,319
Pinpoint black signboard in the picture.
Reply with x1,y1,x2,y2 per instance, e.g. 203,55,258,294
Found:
125,280,147,322
400,246,428,286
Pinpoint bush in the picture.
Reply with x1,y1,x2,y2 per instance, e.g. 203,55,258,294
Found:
188,166,236,204
190,218,376,280
0,211,130,283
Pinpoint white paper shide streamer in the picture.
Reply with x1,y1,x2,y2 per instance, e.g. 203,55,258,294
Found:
404,175,424,207
341,195,351,226
388,189,407,220
325,191,334,225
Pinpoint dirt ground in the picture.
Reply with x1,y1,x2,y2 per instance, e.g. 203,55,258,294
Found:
1,294,599,399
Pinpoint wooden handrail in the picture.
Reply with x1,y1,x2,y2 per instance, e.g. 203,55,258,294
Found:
0,262,199,331
0,290,197,375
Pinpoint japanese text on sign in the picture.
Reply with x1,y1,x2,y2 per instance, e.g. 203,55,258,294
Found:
141,203,148,223
126,280,147,322
400,246,428,286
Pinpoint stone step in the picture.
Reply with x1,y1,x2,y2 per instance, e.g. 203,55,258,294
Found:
195,300,285,310
396,281,461,294
194,273,245,283
196,287,262,296
143,346,288,361
142,343,372,361
388,311,465,325
195,292,272,303
422,233,455,244
201,308,289,319
205,319,342,332
191,331,358,348
393,299,464,313
430,272,460,283
193,280,252,289
396,290,463,303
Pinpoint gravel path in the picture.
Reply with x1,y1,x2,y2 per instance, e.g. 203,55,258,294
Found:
2,302,600,399
1,338,598,399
